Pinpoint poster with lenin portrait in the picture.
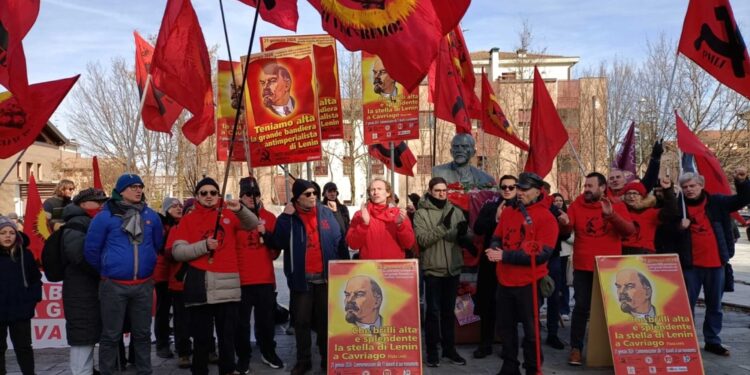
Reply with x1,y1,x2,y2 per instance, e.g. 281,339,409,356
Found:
242,45,322,167
260,34,344,140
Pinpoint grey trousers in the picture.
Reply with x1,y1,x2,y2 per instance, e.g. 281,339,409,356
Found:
98,279,154,375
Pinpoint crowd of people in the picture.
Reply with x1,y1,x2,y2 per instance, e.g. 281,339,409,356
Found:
1,150,748,374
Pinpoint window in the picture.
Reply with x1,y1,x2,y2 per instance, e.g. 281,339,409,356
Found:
371,160,384,176
342,122,353,142
419,111,435,129
417,155,432,175
343,156,354,176
26,162,33,181
313,157,328,177
36,164,42,181
500,71,516,80
477,155,487,169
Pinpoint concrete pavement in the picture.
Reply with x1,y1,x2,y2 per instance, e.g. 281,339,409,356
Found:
5,238,750,374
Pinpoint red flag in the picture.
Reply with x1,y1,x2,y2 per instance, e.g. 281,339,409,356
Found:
431,27,480,134
237,0,298,32
22,174,49,260
676,112,732,195
523,67,569,177
678,0,750,99
0,75,80,159
151,0,215,145
308,0,469,92
92,156,103,189
0,0,41,101
368,141,417,177
134,32,183,134
480,72,529,151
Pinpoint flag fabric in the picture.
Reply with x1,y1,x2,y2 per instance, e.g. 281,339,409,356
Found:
611,121,637,179
676,112,732,195
0,0,41,102
480,72,529,151
308,0,470,92
151,0,215,145
678,0,750,99
431,27,480,134
237,0,298,32
368,141,417,177
134,32,183,134
92,156,103,189
23,174,49,260
0,75,80,159
523,67,569,177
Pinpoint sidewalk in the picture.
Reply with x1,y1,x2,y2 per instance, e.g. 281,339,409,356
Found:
6,238,750,375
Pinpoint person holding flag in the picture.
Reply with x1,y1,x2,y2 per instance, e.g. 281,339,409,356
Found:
620,178,680,255
675,167,749,356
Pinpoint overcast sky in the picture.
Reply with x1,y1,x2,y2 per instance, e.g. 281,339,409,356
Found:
20,0,750,132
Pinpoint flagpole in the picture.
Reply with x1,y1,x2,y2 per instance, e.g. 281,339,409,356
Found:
390,141,396,190
566,139,586,179
0,148,27,188
655,52,681,139
133,73,153,171
209,0,263,263
218,0,253,174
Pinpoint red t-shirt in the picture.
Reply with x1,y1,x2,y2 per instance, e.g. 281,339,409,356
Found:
622,208,659,252
567,195,632,271
298,206,323,274
236,207,279,285
686,199,722,267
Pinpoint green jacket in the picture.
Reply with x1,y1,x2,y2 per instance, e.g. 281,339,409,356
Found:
413,195,467,277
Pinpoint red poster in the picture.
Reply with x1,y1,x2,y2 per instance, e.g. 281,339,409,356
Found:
261,34,344,140
327,260,422,375
361,51,419,145
242,45,322,167
595,255,704,374
216,60,249,162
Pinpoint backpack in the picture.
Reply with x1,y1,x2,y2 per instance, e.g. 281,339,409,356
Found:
41,222,87,282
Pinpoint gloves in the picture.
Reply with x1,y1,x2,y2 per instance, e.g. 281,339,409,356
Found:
442,207,455,228
651,139,664,160
457,221,469,237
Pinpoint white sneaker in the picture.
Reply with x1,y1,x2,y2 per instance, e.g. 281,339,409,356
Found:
561,314,570,321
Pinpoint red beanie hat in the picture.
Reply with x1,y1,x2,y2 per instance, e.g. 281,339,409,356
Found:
623,181,647,197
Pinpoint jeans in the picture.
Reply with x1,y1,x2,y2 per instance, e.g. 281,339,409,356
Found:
684,266,725,345
188,302,239,375
559,256,571,315
69,345,95,375
0,319,34,375
98,280,154,375
236,284,277,372
171,291,192,357
424,275,460,356
570,270,593,350
291,283,328,365
154,281,172,350
475,254,497,349
546,254,562,336
496,285,543,374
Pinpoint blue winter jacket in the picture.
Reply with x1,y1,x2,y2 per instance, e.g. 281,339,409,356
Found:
272,203,345,292
84,200,163,280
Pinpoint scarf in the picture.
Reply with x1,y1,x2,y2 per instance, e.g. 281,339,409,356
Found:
115,200,145,244
427,194,447,209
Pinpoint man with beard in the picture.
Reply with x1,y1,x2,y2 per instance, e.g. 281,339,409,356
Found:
372,56,397,100
343,276,384,331
432,133,495,188
260,62,295,117
615,269,656,320
557,172,635,366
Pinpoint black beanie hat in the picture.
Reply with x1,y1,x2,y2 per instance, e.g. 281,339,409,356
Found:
292,179,315,201
195,177,220,196
239,177,261,197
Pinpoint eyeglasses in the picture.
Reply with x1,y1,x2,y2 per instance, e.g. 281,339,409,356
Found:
500,185,516,191
128,184,144,190
302,191,318,197
199,190,219,197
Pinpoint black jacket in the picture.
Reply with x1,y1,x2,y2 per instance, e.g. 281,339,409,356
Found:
0,233,42,324
62,204,101,346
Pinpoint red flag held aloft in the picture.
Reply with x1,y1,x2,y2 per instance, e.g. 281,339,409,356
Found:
523,67,569,178
92,156,103,189
308,0,470,92
0,75,80,159
676,112,733,195
134,32,183,134
23,174,49,261
480,72,529,151
237,0,298,32
431,27,480,134
151,0,215,145
368,142,417,177
0,0,41,102
678,0,750,99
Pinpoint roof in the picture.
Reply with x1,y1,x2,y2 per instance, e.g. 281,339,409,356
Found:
469,50,571,61
36,121,68,146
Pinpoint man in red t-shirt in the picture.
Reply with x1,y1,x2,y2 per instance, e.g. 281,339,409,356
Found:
677,168,749,357
557,172,635,366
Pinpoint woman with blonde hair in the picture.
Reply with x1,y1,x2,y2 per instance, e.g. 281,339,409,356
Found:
44,179,76,220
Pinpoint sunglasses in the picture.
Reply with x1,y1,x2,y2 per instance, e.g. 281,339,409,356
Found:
302,191,318,197
500,185,516,191
199,190,219,197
